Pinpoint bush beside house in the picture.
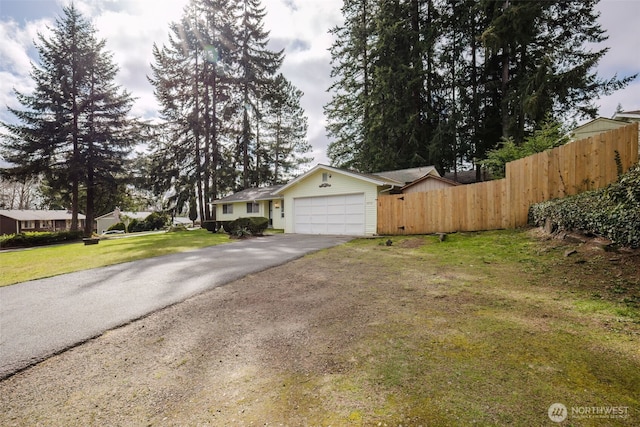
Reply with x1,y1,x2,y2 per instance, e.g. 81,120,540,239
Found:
227,217,269,238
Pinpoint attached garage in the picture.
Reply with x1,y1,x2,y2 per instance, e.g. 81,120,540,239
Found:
293,193,365,235
277,164,403,236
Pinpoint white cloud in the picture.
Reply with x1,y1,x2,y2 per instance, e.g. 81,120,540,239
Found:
1,0,638,166
264,0,343,164
0,18,55,125
593,0,640,117
72,0,189,119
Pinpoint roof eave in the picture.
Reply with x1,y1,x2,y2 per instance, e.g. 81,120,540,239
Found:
276,164,398,194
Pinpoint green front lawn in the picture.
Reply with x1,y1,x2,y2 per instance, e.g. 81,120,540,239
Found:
0,229,230,287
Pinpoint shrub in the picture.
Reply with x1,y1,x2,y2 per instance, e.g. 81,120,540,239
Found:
144,212,168,230
0,230,84,248
128,218,142,232
167,224,189,233
227,217,269,237
529,163,640,248
481,118,568,179
202,220,217,232
108,222,126,231
123,213,170,233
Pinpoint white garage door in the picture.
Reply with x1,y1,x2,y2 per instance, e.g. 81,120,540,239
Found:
294,193,365,235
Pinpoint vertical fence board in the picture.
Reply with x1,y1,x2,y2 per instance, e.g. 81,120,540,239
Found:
377,123,639,235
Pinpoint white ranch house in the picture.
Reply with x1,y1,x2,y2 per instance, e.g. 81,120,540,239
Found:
212,164,457,236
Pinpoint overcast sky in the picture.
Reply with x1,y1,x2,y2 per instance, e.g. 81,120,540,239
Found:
1,0,638,168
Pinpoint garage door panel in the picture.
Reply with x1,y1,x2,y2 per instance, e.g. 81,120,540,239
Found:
327,224,347,234
344,204,362,214
294,194,365,235
326,215,346,224
326,204,345,215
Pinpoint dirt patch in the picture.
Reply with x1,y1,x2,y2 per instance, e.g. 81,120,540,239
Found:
396,237,427,249
1,231,639,426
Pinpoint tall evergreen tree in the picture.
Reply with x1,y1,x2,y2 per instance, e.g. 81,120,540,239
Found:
326,0,376,170
261,74,311,184
149,0,239,220
325,0,635,175
1,5,135,235
366,0,426,172
236,0,284,188
148,0,308,208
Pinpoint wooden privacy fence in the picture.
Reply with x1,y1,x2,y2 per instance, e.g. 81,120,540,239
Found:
377,123,639,235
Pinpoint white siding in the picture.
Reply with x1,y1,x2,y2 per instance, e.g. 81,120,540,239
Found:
215,200,284,229
281,169,380,235
571,119,627,141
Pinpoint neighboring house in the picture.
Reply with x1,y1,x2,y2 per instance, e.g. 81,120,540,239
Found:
0,210,86,235
401,174,459,194
443,169,492,184
211,185,285,230
612,109,640,123
95,208,153,234
172,217,193,227
612,110,640,152
570,117,630,141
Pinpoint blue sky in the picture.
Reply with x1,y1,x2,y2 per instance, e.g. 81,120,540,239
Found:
0,0,638,168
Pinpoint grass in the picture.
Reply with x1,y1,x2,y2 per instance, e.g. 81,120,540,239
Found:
0,229,231,287
267,230,640,425
1,228,638,425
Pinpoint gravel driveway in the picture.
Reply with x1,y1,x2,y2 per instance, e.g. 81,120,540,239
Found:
0,234,351,379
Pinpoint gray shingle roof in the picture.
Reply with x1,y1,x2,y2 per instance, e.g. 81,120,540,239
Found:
212,185,284,204
372,166,438,184
0,210,86,221
95,211,153,220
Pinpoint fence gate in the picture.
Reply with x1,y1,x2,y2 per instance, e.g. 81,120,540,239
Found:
377,193,406,234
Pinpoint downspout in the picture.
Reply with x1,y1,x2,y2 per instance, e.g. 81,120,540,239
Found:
380,185,399,194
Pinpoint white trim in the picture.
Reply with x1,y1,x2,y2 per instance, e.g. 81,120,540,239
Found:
276,164,399,194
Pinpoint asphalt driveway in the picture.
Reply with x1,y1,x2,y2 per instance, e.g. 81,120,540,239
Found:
0,234,352,379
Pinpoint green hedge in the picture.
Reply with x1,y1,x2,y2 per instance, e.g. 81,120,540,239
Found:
227,217,269,237
202,220,218,232
108,222,126,231
529,163,640,248
0,230,84,248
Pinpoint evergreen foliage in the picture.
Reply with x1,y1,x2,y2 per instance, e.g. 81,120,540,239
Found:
147,0,311,222
261,74,312,184
326,0,635,175
0,5,137,236
481,118,569,178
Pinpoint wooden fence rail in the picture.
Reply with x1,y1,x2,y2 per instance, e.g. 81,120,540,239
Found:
377,123,639,235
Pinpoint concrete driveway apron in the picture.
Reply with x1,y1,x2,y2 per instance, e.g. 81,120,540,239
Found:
0,234,352,379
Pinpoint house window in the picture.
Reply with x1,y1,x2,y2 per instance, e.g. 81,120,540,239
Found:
222,204,233,214
322,172,329,182
21,220,35,229
246,202,259,213
281,199,285,218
